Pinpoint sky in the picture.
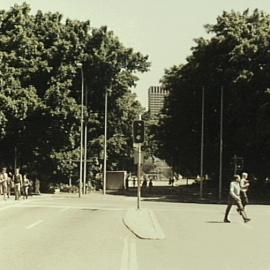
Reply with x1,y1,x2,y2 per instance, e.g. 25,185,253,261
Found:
2,0,270,108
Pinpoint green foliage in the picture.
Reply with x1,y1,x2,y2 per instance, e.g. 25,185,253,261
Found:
0,3,150,181
156,9,270,179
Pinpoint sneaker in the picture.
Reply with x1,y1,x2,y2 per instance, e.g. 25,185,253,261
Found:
244,218,251,223
224,219,231,223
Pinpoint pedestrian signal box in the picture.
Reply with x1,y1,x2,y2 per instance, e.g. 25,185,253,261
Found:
133,120,144,144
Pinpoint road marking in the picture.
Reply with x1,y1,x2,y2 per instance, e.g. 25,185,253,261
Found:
120,237,129,270
120,237,138,270
26,220,43,229
15,204,124,211
129,238,138,270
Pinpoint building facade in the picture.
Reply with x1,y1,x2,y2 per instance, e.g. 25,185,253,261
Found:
148,86,168,117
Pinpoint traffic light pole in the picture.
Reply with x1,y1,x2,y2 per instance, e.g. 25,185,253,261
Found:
137,143,141,210
133,115,144,210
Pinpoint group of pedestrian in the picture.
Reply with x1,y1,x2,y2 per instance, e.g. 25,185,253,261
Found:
0,167,37,200
125,173,154,191
224,172,251,223
142,175,153,190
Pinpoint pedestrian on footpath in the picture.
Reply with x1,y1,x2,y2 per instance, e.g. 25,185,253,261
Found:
0,167,8,200
148,178,153,192
13,168,23,200
6,171,13,198
240,172,250,210
34,177,40,194
125,173,132,191
224,174,251,223
22,174,30,199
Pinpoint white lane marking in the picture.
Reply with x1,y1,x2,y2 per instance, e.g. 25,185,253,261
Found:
120,237,138,270
26,220,43,229
14,204,124,211
120,237,129,270
129,238,138,270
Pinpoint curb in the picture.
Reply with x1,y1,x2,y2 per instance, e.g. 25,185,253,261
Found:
123,208,165,240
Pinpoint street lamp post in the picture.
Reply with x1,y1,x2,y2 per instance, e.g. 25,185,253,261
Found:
200,86,205,199
77,63,84,198
219,85,224,201
103,88,108,195
83,85,88,195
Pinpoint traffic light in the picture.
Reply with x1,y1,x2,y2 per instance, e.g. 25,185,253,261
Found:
133,120,144,143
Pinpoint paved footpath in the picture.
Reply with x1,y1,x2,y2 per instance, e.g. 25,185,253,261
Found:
0,193,269,270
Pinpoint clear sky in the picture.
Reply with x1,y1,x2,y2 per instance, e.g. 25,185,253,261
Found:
2,0,270,108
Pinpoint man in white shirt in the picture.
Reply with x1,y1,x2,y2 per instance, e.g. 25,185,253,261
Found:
224,174,251,223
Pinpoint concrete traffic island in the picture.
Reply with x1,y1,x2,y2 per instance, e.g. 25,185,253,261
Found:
123,208,165,240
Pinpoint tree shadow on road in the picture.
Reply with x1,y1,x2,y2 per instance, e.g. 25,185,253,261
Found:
107,182,270,205
107,184,225,205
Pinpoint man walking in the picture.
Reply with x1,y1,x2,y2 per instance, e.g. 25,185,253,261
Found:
240,172,250,209
224,174,251,223
0,167,8,200
14,168,22,200
22,174,30,199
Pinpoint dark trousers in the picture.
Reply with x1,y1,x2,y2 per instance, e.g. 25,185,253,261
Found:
224,197,248,221
240,191,248,208
14,183,21,200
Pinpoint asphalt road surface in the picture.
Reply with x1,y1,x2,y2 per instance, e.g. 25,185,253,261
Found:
0,193,269,270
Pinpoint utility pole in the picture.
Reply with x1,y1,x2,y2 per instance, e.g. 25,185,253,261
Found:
83,85,88,195
133,115,144,210
200,86,205,200
219,85,224,201
14,146,17,174
77,63,84,198
69,159,72,187
137,141,142,210
103,88,108,195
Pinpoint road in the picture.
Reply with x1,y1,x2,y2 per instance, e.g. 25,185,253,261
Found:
0,193,269,270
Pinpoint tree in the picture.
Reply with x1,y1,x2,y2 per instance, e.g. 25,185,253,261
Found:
0,3,150,182
156,9,270,180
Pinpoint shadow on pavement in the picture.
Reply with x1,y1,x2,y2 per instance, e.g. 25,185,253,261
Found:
107,182,270,205
107,184,224,205
205,221,225,224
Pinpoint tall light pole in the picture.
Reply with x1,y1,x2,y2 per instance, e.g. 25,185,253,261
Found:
200,86,205,200
219,85,224,201
103,88,108,195
77,62,84,198
83,85,88,195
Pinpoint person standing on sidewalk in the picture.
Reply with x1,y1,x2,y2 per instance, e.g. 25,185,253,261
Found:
22,174,30,199
6,171,13,198
0,167,8,200
240,172,250,210
14,168,23,200
224,174,251,223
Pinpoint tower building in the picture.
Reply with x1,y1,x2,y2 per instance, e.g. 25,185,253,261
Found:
148,86,168,117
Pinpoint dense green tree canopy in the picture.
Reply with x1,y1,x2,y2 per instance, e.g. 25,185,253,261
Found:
156,9,270,180
0,3,150,181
